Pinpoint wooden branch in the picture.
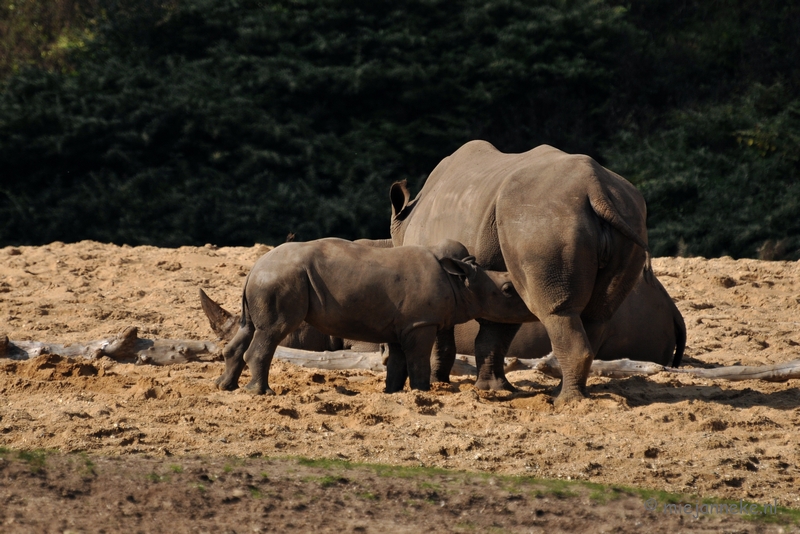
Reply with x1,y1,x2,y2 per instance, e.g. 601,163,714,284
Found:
1,327,219,365
271,346,386,372
662,360,800,383
501,355,666,379
501,355,800,382
3,329,799,384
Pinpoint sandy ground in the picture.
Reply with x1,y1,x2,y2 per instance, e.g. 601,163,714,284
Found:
1,241,799,531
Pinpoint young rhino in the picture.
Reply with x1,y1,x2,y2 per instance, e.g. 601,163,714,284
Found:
214,237,533,394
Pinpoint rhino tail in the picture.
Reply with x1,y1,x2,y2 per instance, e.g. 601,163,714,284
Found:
588,187,656,289
198,288,243,342
671,302,687,368
642,249,655,286
587,186,649,253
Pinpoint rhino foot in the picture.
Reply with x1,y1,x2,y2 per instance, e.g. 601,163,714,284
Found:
430,372,451,384
215,374,239,391
552,387,588,409
243,380,276,396
475,377,517,393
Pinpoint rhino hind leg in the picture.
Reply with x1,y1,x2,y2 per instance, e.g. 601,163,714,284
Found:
385,326,438,393
473,321,521,392
384,342,408,393
242,328,281,396
404,326,437,391
215,323,254,391
430,327,457,383
540,314,595,406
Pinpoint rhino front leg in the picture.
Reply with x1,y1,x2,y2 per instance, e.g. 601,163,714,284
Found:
384,342,408,393
430,327,456,383
215,323,254,391
242,328,280,396
474,320,521,392
402,326,437,391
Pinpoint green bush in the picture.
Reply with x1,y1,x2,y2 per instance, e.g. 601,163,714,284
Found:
1,0,798,257
606,84,800,259
0,0,633,247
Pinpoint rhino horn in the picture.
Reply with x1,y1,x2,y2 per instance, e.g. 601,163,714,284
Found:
198,288,241,342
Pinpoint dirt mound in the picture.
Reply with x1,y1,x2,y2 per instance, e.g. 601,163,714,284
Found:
2,241,800,529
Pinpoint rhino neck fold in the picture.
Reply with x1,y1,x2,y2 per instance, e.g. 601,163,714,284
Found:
447,277,482,326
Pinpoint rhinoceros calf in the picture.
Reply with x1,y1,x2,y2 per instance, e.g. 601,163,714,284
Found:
454,272,686,367
214,238,533,394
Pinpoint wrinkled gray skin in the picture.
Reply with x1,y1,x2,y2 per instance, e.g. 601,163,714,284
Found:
279,238,411,354
281,323,379,352
281,324,344,352
214,238,533,394
454,272,686,367
390,141,649,406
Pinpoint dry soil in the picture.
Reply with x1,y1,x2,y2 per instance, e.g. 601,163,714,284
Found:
1,241,799,533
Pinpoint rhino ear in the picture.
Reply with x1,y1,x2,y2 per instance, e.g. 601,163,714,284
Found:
439,257,476,280
390,180,411,220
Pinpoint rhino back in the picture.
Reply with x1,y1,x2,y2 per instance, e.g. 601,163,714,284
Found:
397,141,646,273
272,239,455,342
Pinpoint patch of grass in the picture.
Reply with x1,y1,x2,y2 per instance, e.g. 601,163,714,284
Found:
0,446,10,455
587,484,628,504
370,463,451,479
169,464,183,474
146,472,169,483
404,498,424,508
319,475,341,488
17,449,48,473
75,452,95,476
248,486,263,498
296,457,352,470
509,477,578,499
268,456,800,526
589,483,800,525
748,502,800,525
194,483,206,493
301,474,348,488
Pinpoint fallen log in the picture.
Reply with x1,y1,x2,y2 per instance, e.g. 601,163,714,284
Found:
502,355,800,383
663,360,800,383
0,327,219,365
3,329,800,383
502,356,667,379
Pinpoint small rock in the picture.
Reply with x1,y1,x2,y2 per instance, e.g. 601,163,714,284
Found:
716,275,737,288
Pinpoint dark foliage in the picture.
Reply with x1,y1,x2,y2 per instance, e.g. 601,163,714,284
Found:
0,0,634,247
1,0,798,258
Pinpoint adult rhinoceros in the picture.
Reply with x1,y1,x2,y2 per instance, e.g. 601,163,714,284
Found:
389,140,650,406
453,272,686,367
